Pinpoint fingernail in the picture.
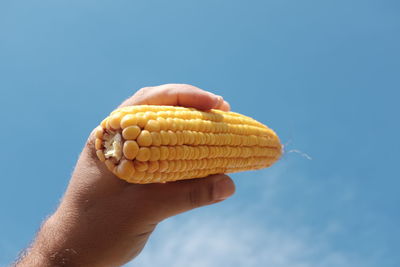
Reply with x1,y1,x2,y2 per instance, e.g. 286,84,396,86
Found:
215,95,224,108
213,176,235,200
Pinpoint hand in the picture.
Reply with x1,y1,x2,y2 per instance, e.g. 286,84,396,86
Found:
16,84,235,267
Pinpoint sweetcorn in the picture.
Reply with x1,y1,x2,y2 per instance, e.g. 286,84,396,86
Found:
95,105,282,184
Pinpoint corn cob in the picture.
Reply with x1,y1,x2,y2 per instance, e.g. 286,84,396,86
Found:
94,105,282,184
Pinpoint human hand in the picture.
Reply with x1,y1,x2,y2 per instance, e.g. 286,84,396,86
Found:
16,84,235,267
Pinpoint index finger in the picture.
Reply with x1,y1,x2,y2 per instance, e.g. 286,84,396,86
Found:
119,84,230,111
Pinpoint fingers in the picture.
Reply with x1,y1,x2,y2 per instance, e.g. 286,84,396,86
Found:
134,174,235,222
216,97,231,112
119,84,230,111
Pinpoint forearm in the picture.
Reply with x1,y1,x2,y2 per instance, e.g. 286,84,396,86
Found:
15,214,73,267
15,193,152,267
15,196,106,266
15,206,117,267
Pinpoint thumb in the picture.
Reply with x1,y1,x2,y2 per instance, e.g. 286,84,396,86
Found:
139,174,235,221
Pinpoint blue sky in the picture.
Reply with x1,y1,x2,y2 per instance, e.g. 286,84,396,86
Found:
1,0,399,266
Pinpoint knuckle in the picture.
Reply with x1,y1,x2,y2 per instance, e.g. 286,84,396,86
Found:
121,86,154,107
84,131,99,159
85,128,97,147
135,86,152,97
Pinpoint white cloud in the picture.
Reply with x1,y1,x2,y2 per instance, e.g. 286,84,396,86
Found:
126,163,369,267
127,215,367,267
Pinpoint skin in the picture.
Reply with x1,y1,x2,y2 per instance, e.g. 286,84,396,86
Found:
15,84,235,267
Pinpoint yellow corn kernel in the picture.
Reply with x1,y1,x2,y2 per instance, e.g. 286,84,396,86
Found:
141,172,154,183
167,130,178,146
187,147,194,159
95,127,104,139
166,118,177,131
136,113,147,128
182,146,190,158
130,171,146,182
95,138,103,150
160,130,170,145
122,126,141,140
136,147,151,162
134,160,148,172
167,160,175,172
109,112,123,130
175,146,184,159
120,114,138,129
116,159,135,180
144,111,157,120
96,150,105,162
145,119,161,132
147,161,159,173
176,131,184,145
192,147,200,159
174,160,182,172
123,140,139,160
100,118,108,129
176,118,185,131
152,172,162,182
151,132,162,146
137,130,152,147
182,131,190,144
160,146,169,160
159,160,168,172
157,117,168,130
168,147,176,160
149,147,161,161
199,146,209,159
